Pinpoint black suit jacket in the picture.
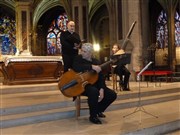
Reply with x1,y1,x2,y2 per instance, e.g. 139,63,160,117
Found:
60,31,81,55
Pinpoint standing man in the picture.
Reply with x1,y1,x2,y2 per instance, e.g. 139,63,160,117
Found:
60,21,81,72
72,43,117,124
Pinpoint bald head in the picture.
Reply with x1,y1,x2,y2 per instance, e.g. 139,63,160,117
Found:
67,21,75,33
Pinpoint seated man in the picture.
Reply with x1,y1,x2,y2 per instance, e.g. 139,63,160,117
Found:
72,43,117,124
111,43,131,91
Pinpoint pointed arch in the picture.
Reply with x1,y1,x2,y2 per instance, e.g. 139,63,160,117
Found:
33,0,71,31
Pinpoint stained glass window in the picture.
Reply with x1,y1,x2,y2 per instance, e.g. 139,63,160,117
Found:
175,12,180,47
156,11,168,49
156,10,180,49
0,15,16,55
47,13,68,55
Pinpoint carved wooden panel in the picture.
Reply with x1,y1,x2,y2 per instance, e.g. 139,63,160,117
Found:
1,61,63,85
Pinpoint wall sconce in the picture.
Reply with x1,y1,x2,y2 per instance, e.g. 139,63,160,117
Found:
93,43,100,52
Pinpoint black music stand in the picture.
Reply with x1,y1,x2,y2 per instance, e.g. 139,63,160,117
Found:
123,61,158,120
115,53,131,65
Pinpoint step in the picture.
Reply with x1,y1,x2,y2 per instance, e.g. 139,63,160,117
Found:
0,110,76,128
1,100,179,135
2,92,178,119
116,87,180,100
1,87,179,116
0,82,179,129
1,84,179,109
1,99,179,129
114,92,180,105
1,92,179,128
109,94,180,112
120,100,180,135
1,89,71,108
123,120,180,135
0,83,59,94
1,100,75,116
1,86,179,115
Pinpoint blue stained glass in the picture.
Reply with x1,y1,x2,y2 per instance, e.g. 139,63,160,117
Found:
57,32,61,54
47,32,56,38
54,28,59,34
0,15,16,55
57,14,68,31
47,38,56,55
47,13,68,55
156,11,180,48
156,11,168,49
175,12,180,47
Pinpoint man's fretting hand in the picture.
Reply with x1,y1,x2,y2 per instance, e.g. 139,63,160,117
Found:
92,65,101,73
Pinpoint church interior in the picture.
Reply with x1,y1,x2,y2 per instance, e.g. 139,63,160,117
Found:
0,0,180,134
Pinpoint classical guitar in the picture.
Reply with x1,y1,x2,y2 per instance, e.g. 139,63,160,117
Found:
58,60,115,97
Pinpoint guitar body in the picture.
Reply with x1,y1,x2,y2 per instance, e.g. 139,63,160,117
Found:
58,69,98,97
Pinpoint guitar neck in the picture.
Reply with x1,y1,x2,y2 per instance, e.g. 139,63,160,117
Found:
121,21,136,50
100,60,113,69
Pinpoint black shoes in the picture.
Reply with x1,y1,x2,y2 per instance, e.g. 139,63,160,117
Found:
89,113,106,124
119,81,124,87
97,112,106,118
119,81,130,91
123,87,130,91
89,116,102,124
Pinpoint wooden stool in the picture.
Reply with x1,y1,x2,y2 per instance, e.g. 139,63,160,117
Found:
75,95,88,119
111,65,118,92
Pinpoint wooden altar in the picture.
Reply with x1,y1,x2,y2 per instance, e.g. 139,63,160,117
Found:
0,56,63,85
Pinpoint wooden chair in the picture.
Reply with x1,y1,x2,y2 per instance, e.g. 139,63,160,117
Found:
111,65,130,92
75,95,88,119
111,65,118,92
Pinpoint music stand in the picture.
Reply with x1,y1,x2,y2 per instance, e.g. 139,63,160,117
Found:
123,61,158,119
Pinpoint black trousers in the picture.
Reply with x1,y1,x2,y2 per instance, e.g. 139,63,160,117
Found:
114,65,131,89
62,53,76,72
82,85,117,117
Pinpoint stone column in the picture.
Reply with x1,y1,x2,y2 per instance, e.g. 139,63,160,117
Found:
15,1,32,56
121,0,142,80
71,0,88,40
106,0,118,46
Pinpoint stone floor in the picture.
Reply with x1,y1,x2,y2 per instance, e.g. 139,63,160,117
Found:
1,81,180,135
